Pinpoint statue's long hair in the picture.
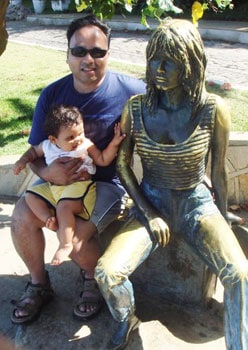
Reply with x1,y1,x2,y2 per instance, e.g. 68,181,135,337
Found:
145,18,207,118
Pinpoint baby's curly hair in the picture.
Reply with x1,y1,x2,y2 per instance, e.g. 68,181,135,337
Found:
44,105,83,137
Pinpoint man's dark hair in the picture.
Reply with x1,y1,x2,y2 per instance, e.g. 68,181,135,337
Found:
44,105,83,138
66,14,111,48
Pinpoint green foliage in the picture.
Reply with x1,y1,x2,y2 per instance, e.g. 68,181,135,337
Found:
140,0,183,26
74,0,234,22
75,0,133,19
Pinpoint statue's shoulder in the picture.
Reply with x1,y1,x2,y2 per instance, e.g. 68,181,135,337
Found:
127,94,144,109
128,93,144,102
206,92,225,107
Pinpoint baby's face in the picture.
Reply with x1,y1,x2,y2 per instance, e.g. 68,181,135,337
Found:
54,120,85,152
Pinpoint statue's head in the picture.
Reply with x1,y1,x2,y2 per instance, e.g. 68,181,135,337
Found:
145,18,207,111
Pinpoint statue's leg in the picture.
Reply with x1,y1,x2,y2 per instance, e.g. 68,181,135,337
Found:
95,214,155,322
189,214,248,350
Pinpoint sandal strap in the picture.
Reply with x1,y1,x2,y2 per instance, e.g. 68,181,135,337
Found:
80,270,99,293
83,279,99,293
77,277,102,302
11,273,54,310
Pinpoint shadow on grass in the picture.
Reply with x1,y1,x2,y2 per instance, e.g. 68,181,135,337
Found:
0,91,42,147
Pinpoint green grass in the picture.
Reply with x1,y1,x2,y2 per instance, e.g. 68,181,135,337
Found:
206,85,248,132
0,42,70,156
0,41,247,156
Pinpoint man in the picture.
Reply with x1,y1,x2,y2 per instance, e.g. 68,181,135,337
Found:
10,15,145,325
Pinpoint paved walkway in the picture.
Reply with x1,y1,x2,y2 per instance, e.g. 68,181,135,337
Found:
6,17,248,90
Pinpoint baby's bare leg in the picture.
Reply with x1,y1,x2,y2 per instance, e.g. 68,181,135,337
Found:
51,199,84,266
25,193,56,229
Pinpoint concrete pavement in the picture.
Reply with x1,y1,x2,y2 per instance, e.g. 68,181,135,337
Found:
1,15,248,350
0,196,226,350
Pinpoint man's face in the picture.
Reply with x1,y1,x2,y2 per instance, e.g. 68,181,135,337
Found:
67,25,109,93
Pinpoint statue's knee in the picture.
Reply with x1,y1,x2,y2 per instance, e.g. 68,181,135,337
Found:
95,256,125,289
220,261,248,287
95,257,114,285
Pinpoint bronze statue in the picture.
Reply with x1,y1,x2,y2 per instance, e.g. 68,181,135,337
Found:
95,18,248,350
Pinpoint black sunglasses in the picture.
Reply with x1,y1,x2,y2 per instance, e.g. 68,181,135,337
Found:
69,46,108,58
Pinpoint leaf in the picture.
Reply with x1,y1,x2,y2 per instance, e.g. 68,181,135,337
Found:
158,0,183,14
124,4,132,12
192,1,204,25
76,1,88,12
215,0,232,10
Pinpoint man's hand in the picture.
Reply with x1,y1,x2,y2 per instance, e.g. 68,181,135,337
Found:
41,157,91,185
147,216,170,247
13,160,26,175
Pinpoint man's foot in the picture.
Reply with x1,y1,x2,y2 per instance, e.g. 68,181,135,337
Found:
73,270,103,320
11,271,54,324
46,216,58,231
51,243,73,265
107,314,140,350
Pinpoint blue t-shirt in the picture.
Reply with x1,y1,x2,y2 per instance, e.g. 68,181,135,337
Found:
29,70,146,184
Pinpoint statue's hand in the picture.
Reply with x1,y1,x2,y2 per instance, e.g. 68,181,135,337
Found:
148,217,170,247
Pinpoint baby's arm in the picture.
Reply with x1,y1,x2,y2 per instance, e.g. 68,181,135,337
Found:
13,143,44,175
88,123,126,167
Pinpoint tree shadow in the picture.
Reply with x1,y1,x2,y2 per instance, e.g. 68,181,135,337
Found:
134,286,224,345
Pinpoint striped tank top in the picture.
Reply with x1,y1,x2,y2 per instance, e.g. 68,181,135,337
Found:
129,94,216,190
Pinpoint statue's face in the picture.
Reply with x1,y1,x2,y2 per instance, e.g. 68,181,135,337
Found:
149,56,181,91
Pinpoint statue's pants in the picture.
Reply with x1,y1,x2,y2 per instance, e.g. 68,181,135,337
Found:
95,183,248,350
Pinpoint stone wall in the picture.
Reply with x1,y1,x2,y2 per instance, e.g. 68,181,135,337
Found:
227,132,248,205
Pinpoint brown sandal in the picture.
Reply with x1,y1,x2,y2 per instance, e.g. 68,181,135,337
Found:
73,270,103,320
11,271,54,324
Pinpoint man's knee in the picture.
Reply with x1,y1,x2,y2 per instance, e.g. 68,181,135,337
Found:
11,197,27,231
11,196,43,234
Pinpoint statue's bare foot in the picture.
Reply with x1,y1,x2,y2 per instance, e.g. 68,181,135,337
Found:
51,244,73,266
46,216,58,231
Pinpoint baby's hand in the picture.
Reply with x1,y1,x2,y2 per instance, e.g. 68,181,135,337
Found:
112,122,126,146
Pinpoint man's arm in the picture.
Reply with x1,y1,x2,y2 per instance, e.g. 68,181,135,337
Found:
29,157,90,185
13,144,43,175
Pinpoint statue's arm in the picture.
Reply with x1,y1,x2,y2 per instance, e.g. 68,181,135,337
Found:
210,95,231,220
117,100,170,247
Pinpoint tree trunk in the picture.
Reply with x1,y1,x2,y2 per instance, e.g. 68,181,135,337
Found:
0,0,9,56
